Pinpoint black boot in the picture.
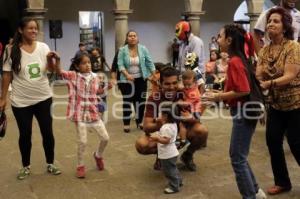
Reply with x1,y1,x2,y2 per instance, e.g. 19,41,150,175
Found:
180,151,196,171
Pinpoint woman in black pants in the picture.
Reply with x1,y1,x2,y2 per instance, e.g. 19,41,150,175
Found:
117,30,155,133
257,7,300,195
0,17,61,180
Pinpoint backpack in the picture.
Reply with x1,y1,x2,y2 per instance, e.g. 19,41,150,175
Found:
243,61,265,120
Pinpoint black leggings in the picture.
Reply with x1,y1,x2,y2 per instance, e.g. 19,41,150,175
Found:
118,78,147,126
266,107,300,188
12,98,55,167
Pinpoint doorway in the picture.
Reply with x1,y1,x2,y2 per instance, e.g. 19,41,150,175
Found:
79,11,104,53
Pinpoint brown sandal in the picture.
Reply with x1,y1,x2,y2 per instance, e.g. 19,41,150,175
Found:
267,185,291,195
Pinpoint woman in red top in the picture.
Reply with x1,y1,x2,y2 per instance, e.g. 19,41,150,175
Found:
203,24,267,199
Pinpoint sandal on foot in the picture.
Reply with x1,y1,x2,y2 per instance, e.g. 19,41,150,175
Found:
267,185,291,195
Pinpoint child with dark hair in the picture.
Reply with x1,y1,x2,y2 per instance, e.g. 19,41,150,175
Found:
51,52,110,178
149,103,182,194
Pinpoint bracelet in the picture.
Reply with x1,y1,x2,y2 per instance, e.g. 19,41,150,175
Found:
270,80,273,88
273,79,277,87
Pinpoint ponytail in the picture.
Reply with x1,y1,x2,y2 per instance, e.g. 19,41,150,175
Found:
223,24,254,70
11,32,22,74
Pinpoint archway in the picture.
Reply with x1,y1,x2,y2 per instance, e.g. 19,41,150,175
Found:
234,0,275,31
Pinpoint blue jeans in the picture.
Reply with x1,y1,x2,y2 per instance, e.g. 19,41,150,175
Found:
230,108,258,199
160,156,182,191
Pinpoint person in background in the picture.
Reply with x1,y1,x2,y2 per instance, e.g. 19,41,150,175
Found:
90,47,110,116
171,38,180,67
214,52,229,90
117,30,156,133
209,36,219,51
110,50,120,87
205,50,219,88
175,21,205,75
0,17,61,180
256,7,300,195
90,47,109,73
74,42,88,58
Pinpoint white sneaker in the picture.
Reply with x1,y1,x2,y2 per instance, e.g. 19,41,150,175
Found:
256,188,267,199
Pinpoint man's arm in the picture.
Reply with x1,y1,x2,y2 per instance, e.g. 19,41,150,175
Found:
143,117,162,135
150,134,171,144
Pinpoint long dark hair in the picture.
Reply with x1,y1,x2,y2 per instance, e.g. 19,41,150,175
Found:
266,7,294,40
70,53,90,72
8,17,39,74
223,24,250,67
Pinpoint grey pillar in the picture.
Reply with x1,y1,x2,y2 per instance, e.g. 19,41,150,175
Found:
183,11,205,37
24,8,48,41
246,13,260,32
113,9,133,51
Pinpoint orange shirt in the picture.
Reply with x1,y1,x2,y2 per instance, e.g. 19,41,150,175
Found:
183,85,201,113
205,61,216,74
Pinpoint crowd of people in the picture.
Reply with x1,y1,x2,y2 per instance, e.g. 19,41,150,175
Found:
1,0,300,198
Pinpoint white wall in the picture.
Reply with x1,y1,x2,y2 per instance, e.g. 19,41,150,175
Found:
44,0,240,69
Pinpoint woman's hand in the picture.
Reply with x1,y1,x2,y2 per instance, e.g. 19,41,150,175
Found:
47,51,60,72
154,117,163,128
125,74,134,81
202,91,220,102
149,133,159,142
148,76,159,86
259,80,272,90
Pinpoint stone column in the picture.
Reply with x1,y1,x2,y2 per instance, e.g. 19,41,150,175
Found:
183,0,204,36
246,0,264,32
24,8,48,41
113,0,132,51
113,10,133,51
245,13,261,32
24,0,47,41
183,11,205,37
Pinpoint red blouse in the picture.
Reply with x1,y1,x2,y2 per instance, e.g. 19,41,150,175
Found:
224,56,250,107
